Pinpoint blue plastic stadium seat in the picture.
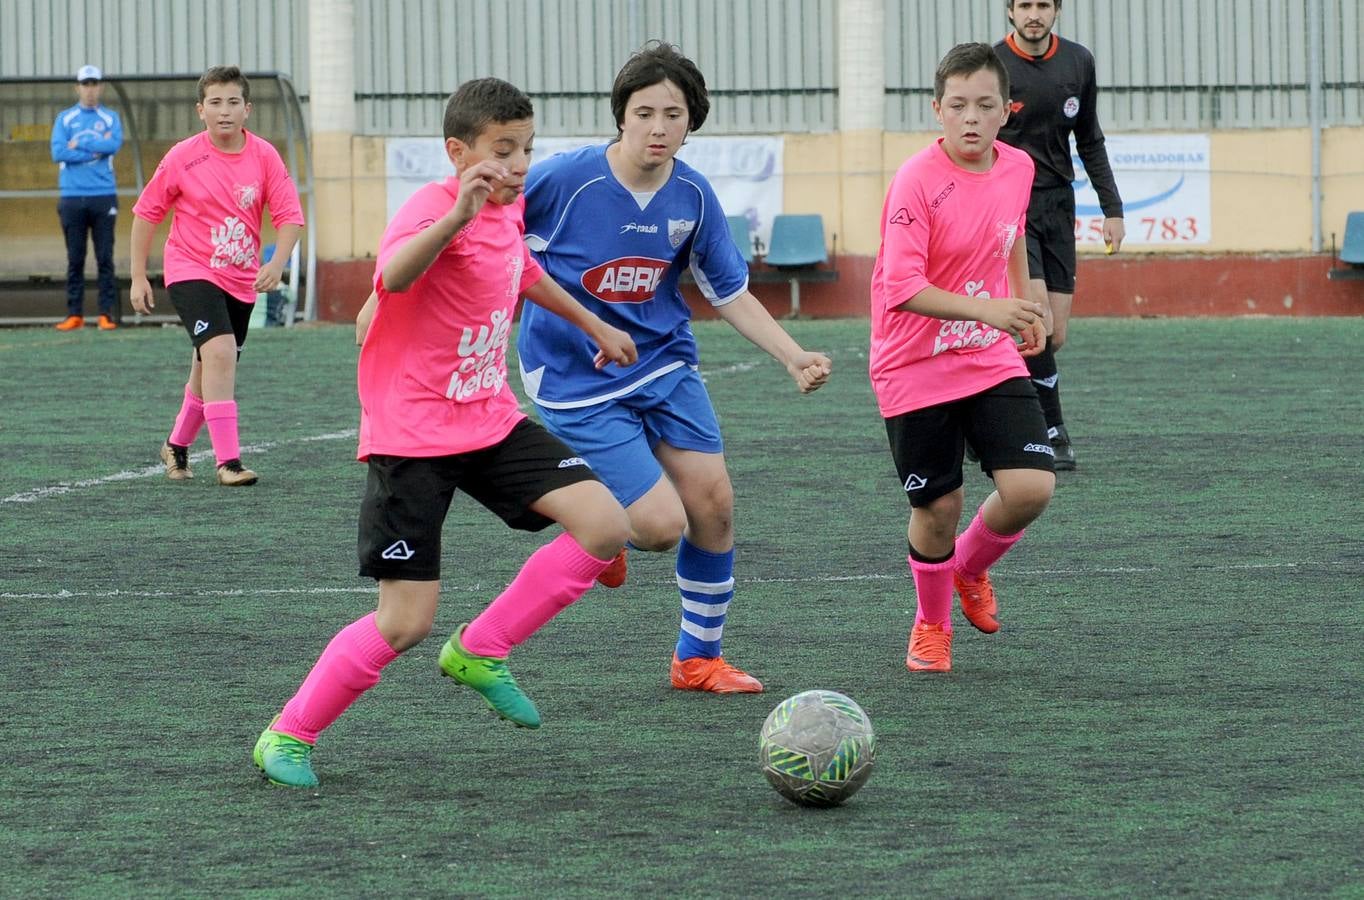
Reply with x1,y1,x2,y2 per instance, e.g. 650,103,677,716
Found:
1341,212,1364,265
764,214,828,268
728,214,755,263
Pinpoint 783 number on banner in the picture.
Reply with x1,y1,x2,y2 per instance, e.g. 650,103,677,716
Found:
1075,215,1202,245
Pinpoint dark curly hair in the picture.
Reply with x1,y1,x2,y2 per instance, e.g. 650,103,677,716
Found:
610,41,709,135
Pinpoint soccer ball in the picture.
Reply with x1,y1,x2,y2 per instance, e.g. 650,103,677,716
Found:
758,689,875,807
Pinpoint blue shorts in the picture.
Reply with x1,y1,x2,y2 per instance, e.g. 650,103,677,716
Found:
534,365,724,508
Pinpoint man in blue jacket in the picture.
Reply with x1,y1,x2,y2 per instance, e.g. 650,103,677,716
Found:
51,64,123,330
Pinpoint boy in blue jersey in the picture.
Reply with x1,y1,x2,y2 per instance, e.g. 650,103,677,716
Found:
51,64,123,330
517,42,833,693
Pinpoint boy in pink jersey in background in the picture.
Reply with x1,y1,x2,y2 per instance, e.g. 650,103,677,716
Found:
252,78,638,788
130,66,304,486
870,43,1054,673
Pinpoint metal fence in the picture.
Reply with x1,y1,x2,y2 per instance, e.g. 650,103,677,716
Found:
2,0,1360,135
351,0,837,136
887,0,1363,130
0,0,310,91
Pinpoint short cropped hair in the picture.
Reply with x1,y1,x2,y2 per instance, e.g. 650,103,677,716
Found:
443,77,534,143
1008,0,1061,8
610,41,709,135
934,42,1011,103
198,66,250,104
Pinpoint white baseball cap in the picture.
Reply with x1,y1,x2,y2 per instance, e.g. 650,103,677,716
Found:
76,65,103,83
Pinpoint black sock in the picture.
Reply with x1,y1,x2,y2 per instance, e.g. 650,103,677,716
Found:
1026,336,1064,430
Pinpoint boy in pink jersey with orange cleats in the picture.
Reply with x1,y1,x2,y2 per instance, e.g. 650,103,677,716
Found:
871,43,1055,674
130,66,304,487
252,78,638,788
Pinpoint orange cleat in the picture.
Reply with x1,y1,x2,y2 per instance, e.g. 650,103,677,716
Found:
98,315,118,330
954,570,999,634
597,547,628,588
670,654,764,693
55,315,84,331
906,621,952,672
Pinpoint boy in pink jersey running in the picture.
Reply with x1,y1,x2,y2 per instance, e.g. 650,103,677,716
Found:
870,43,1054,673
252,78,638,788
129,66,304,486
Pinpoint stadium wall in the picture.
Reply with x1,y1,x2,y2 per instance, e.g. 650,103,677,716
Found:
312,123,1364,322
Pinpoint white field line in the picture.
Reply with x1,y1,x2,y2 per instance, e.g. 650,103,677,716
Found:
3,430,359,503
4,344,868,506
0,561,1310,602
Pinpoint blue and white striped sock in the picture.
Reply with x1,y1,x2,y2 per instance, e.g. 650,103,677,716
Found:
675,537,735,660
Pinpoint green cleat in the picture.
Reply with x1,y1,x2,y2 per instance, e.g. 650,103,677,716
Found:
438,624,541,728
253,718,319,788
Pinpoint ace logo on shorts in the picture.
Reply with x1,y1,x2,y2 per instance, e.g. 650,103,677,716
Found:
381,540,415,560
193,320,210,335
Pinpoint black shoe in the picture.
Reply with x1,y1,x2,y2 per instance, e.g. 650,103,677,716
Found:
1051,425,1076,471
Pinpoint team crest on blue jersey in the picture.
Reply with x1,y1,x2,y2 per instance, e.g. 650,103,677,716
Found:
667,218,696,249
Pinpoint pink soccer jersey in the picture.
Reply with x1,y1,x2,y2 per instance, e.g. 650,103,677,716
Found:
357,179,544,459
133,130,304,303
869,139,1035,418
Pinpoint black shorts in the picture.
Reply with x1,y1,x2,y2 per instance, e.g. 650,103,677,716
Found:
357,418,601,581
884,377,1054,508
168,280,253,354
1025,186,1077,294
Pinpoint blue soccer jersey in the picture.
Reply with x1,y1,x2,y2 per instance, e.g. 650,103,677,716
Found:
517,144,749,408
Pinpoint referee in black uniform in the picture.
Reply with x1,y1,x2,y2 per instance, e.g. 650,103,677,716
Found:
995,0,1124,471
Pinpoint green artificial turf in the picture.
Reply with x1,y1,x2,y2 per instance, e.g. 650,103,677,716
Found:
1,317,1360,897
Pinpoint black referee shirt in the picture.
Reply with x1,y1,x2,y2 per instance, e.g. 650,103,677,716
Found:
994,32,1124,218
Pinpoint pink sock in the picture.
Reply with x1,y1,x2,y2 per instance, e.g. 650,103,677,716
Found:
462,533,612,657
203,400,241,465
954,510,1024,579
910,554,956,631
274,613,399,744
168,384,205,447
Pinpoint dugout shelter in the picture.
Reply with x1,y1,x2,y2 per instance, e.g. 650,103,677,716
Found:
0,72,314,325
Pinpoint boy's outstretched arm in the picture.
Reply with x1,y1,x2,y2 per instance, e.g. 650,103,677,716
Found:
522,274,637,368
714,291,831,394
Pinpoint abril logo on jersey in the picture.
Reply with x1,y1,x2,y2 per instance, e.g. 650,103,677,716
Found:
581,257,669,303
